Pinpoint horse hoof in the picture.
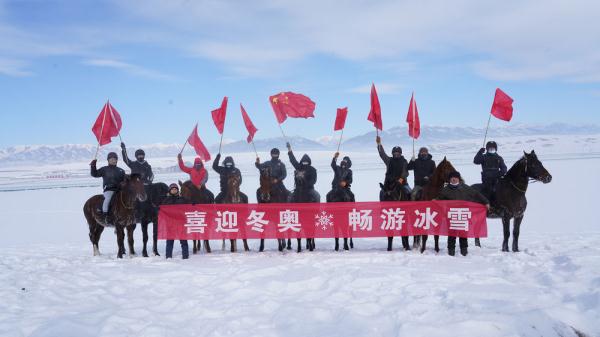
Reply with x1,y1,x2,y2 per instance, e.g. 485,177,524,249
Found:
142,251,149,257
154,251,160,257
343,245,349,251
387,247,392,252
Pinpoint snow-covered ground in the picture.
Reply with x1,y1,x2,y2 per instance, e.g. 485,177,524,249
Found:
0,142,599,336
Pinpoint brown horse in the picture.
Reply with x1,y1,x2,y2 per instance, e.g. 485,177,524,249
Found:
472,150,552,252
218,174,250,252
256,166,290,251
379,179,411,251
419,157,457,253
83,174,147,258
179,180,215,253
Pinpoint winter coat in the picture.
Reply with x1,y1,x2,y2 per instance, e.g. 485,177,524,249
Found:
90,162,126,192
255,158,287,182
331,156,353,189
377,144,409,184
437,183,489,205
212,154,242,193
122,149,154,184
288,152,317,189
161,194,186,205
473,149,507,184
407,154,436,187
178,157,208,187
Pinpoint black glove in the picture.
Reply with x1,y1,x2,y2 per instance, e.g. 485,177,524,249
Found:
90,159,97,166
478,148,485,154
120,142,126,150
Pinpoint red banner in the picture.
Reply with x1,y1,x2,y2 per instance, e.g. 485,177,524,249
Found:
158,201,487,240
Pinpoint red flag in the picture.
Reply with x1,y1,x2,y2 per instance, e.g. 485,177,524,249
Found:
490,88,513,121
240,104,258,143
187,124,211,161
406,93,420,139
269,92,316,124
92,101,122,146
334,107,348,131
367,84,383,130
211,97,228,134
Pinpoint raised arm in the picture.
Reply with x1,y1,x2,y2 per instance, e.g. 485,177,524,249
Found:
288,151,300,170
90,160,101,177
473,148,485,164
120,142,132,167
212,153,224,174
178,155,192,174
377,144,390,166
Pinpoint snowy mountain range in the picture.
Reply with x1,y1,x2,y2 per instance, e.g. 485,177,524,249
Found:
1,123,599,166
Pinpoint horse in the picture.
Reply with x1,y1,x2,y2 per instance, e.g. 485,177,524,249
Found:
218,174,250,252
472,150,552,252
179,180,215,254
418,157,457,253
135,182,169,257
256,166,290,252
379,179,411,251
326,186,355,251
289,170,320,252
83,174,147,258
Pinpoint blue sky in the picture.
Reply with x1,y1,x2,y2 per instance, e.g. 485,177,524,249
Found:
0,0,599,147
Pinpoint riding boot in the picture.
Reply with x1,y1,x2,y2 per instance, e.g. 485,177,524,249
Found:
401,236,411,251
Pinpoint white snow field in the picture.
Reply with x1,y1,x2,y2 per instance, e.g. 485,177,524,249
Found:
0,144,599,336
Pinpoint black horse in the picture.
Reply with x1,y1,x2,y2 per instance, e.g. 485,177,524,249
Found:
472,151,552,252
379,180,411,251
256,166,290,251
83,174,147,258
135,182,169,257
179,180,215,253
288,170,320,252
326,186,355,251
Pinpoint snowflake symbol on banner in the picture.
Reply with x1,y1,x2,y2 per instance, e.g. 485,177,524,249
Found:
314,211,334,230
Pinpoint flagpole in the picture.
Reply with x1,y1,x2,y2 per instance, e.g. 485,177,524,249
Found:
277,123,288,143
218,133,224,154
179,139,188,155
250,139,258,158
336,128,344,153
94,100,109,160
482,112,492,148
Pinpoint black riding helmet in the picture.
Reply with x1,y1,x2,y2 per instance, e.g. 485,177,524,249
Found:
392,146,402,157
486,141,498,151
135,149,145,158
341,156,352,168
107,152,118,161
223,156,235,168
270,148,280,156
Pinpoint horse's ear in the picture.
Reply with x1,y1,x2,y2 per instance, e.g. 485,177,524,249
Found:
531,150,536,154
178,180,183,187
443,156,447,161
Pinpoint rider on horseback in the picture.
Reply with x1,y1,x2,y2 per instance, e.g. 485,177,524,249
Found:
287,142,320,202
376,136,411,199
120,142,154,185
255,148,288,194
213,153,243,203
407,147,436,200
177,153,208,188
326,152,354,202
90,152,126,225
474,141,507,202
437,171,490,256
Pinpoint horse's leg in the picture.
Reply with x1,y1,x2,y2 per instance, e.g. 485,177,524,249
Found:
420,235,428,254
222,239,227,252
152,220,160,256
230,239,235,253
413,236,421,250
334,238,339,251
116,226,125,259
434,235,440,252
343,238,349,251
192,240,198,254
287,238,292,250
474,237,481,248
401,236,411,251
277,239,283,252
243,239,249,252
204,240,211,253
297,238,302,253
141,221,149,257
350,238,354,249
387,237,393,251
127,226,136,257
309,238,314,252
512,216,523,252
259,239,265,252
502,216,511,252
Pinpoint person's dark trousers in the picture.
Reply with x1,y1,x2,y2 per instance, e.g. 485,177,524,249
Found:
166,240,189,259
448,237,468,256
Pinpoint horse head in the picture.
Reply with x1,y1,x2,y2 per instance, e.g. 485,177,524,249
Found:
523,150,552,184
258,167,272,202
123,174,147,202
294,170,306,188
227,173,241,192
379,181,404,201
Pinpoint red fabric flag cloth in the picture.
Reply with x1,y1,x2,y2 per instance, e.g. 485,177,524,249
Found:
211,96,228,134
92,101,122,146
490,88,513,121
269,92,316,124
334,107,348,131
240,104,258,143
187,124,211,161
406,93,420,139
367,84,383,130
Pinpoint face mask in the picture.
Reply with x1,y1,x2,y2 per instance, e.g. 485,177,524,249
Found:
108,159,117,165
449,181,460,187
488,149,496,154
341,161,347,167
419,153,427,159
301,161,309,165
195,165,202,170
225,163,233,168
136,156,145,162
271,155,279,160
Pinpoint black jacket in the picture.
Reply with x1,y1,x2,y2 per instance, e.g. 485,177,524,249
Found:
122,149,154,185
255,158,287,182
437,183,489,205
473,150,507,183
91,163,125,192
213,154,242,193
161,194,186,205
377,144,408,184
289,152,317,189
331,156,353,189
407,154,436,187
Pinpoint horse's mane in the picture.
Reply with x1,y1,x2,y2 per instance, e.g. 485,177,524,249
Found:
504,156,527,180
430,158,458,186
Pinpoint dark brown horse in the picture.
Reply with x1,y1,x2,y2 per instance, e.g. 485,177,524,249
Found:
419,157,457,253
135,182,169,257
379,179,411,251
218,174,250,252
472,150,552,252
179,180,215,253
256,166,290,251
326,185,355,251
83,174,147,258
289,170,320,252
